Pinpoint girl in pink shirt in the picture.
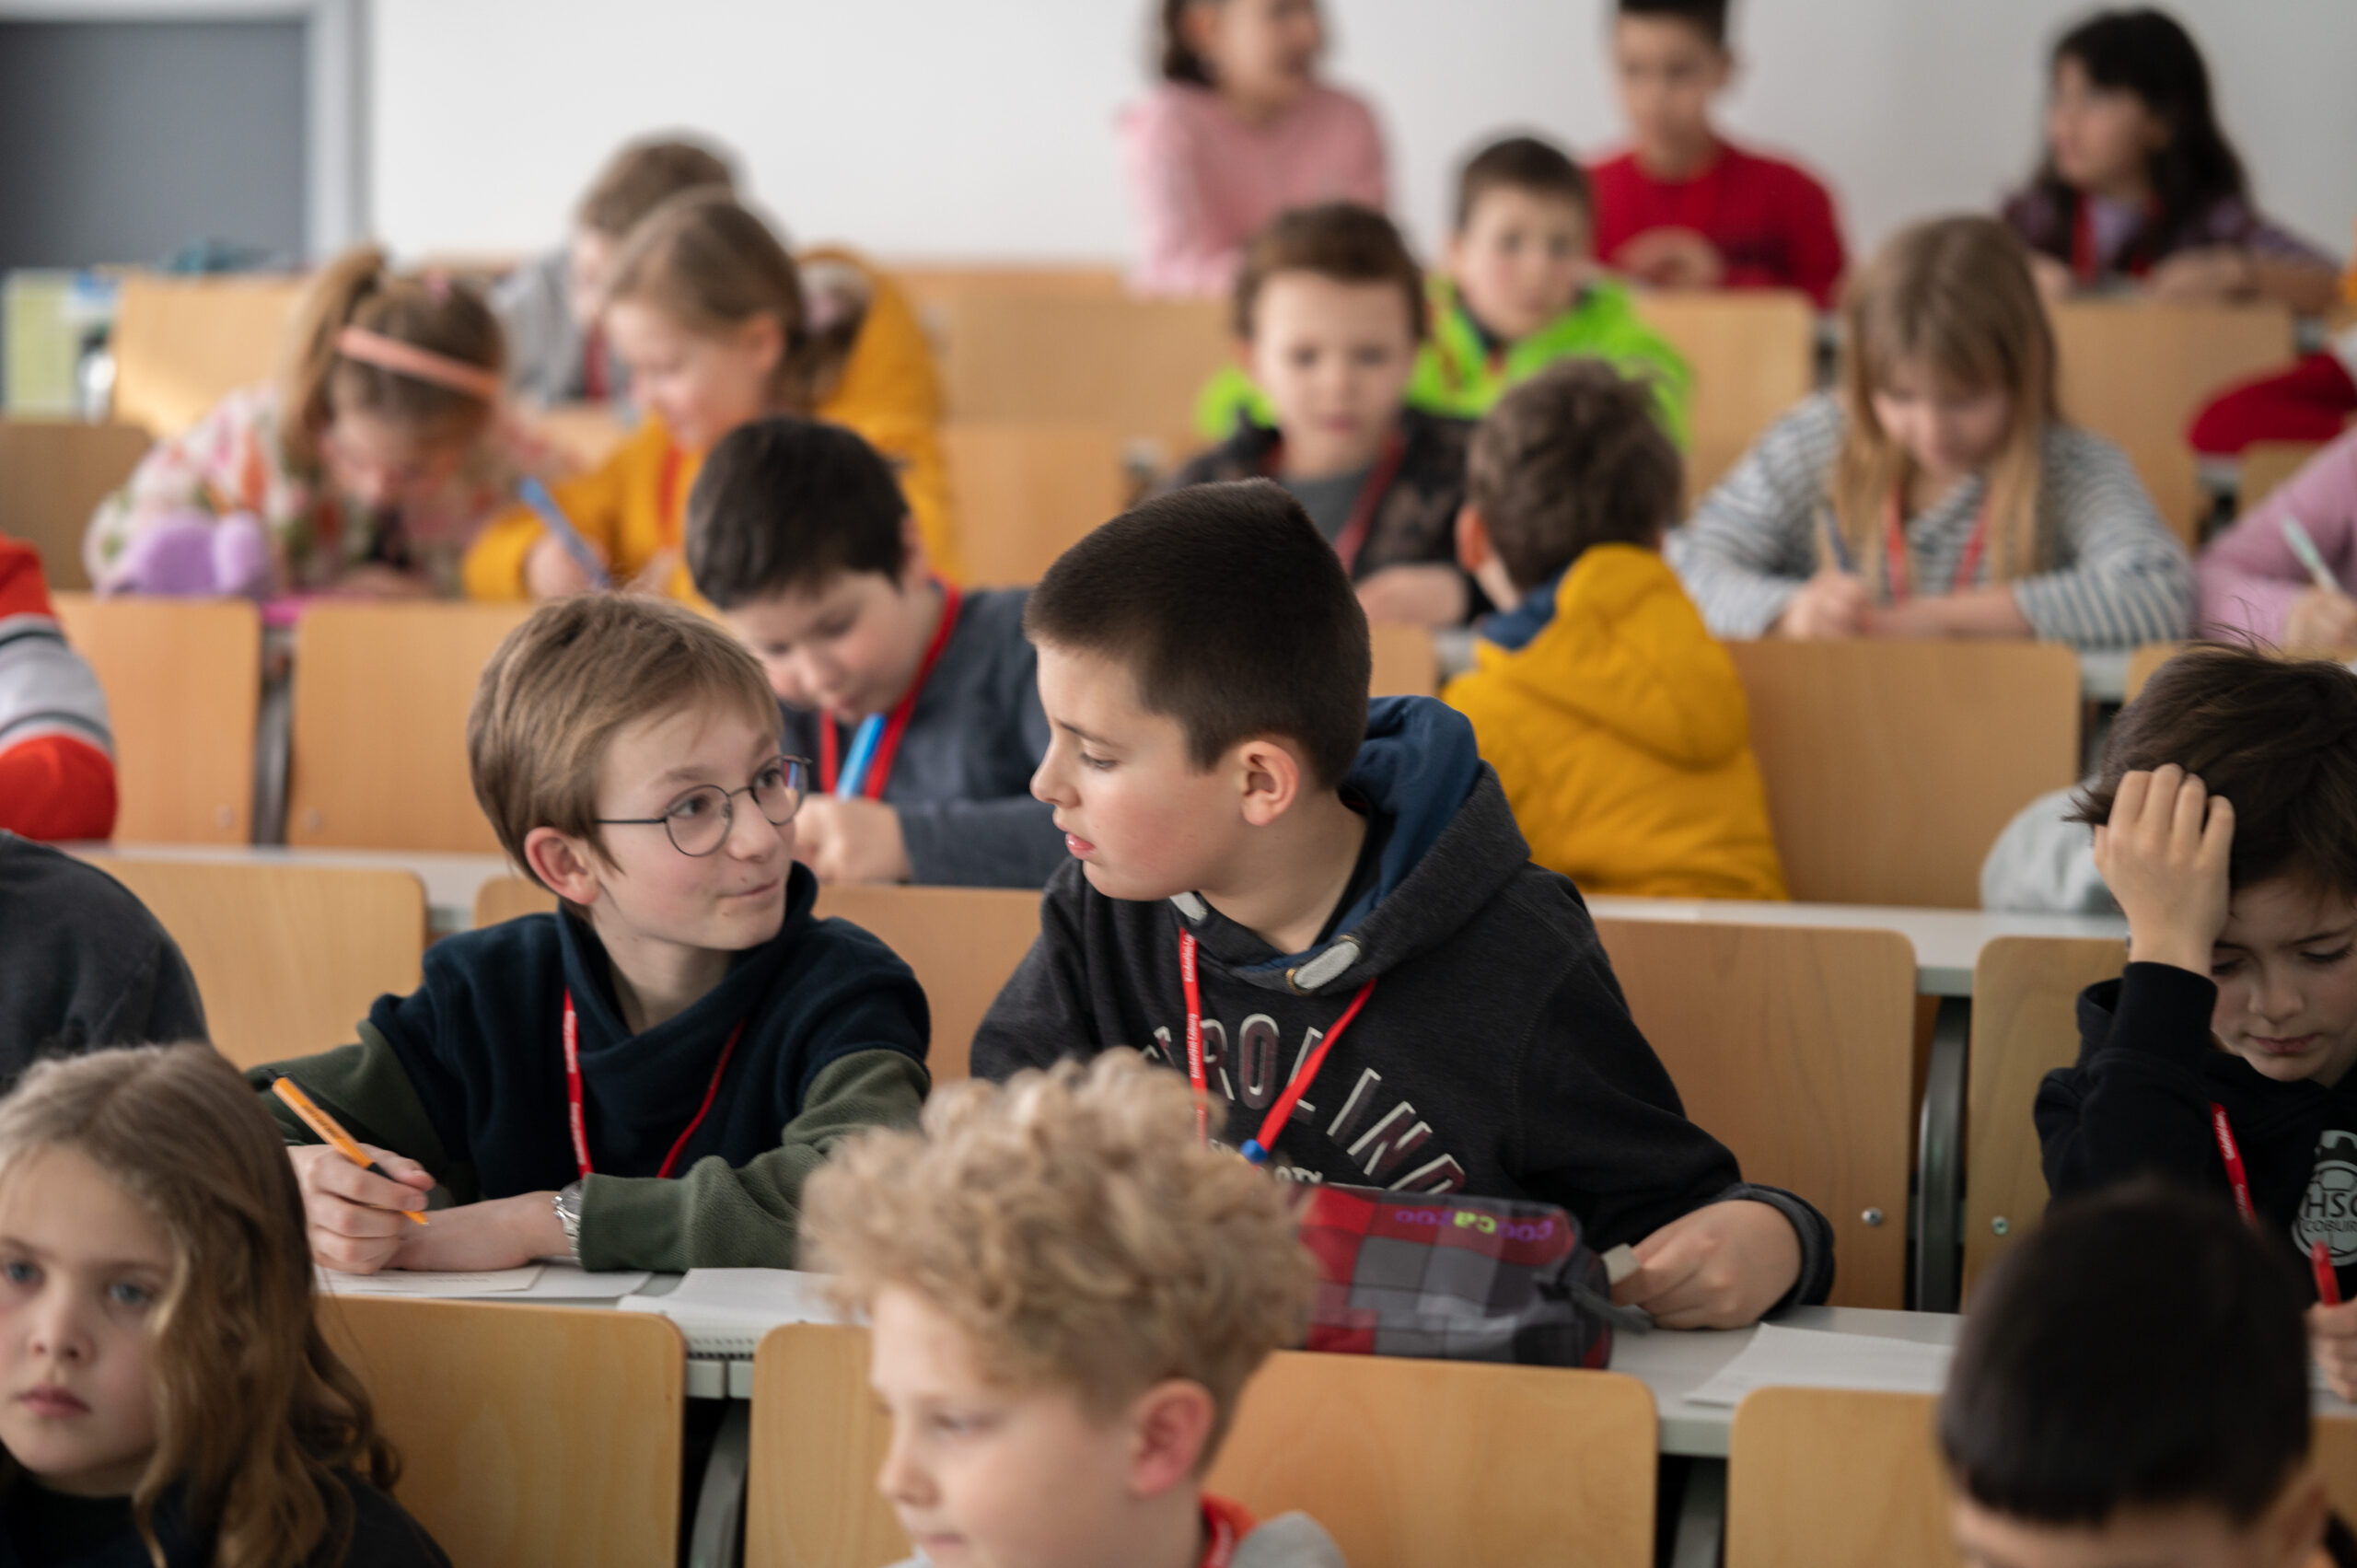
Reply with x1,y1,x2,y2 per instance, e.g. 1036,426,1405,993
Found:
2197,429,2357,648
1121,0,1388,297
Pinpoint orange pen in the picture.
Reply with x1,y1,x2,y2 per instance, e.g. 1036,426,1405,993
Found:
270,1075,427,1225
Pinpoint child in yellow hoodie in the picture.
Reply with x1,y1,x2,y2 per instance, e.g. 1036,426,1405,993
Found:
1445,361,1785,900
463,189,957,600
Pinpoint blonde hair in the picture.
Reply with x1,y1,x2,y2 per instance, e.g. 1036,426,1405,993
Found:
277,244,503,473
601,189,846,412
0,1047,398,1568
466,593,779,897
1829,215,2060,589
801,1052,1316,1463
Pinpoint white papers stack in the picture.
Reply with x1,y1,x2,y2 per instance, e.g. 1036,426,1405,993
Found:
618,1268,849,1357
1682,1323,1955,1407
317,1261,655,1300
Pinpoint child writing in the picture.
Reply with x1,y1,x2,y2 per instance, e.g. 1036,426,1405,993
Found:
1122,0,1387,298
0,1045,447,1567
1174,203,1476,628
251,595,930,1274
687,418,1063,889
463,190,958,601
2035,645,2357,1394
86,249,559,599
1445,363,1785,900
2003,7,2340,314
803,1052,1344,1568
491,133,737,409
973,482,1834,1329
2196,429,2357,649
1406,134,1689,443
1941,1181,2357,1568
1589,0,1846,309
1667,215,2193,649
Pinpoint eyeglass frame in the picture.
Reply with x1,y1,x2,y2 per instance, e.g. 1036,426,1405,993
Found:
592,754,814,857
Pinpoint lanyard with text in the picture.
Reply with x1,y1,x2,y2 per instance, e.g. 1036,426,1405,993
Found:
818,579,964,798
562,989,746,1180
1178,929,1376,1164
1263,431,1407,578
1883,490,1988,604
2210,1101,2258,1224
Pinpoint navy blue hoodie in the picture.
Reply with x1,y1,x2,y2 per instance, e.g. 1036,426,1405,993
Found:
971,697,1835,1304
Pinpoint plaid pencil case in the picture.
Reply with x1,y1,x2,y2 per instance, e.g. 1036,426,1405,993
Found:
1294,1184,1640,1369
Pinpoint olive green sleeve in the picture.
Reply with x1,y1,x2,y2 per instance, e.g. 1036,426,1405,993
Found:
575,1049,929,1273
245,1022,478,1205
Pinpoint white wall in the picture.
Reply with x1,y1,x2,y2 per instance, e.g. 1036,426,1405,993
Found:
370,0,2355,272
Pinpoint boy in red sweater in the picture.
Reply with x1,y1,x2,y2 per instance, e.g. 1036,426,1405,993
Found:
0,535,114,841
1590,0,1847,309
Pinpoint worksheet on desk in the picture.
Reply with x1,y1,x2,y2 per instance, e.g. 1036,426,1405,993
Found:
1682,1323,1955,1407
315,1263,655,1298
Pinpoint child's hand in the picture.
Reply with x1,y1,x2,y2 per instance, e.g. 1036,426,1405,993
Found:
2311,1300,2357,1402
1615,1200,1804,1330
792,796,912,884
523,533,603,599
1772,569,1870,640
2146,246,2257,302
2284,587,2357,652
2027,252,2074,303
288,1143,436,1275
390,1193,565,1273
1355,563,1468,626
1614,228,1725,290
2092,764,2234,975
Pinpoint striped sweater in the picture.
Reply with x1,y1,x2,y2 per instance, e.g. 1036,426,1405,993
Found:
1665,394,2193,648
0,537,114,841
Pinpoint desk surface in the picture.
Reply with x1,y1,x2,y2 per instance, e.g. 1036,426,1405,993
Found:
75,842,511,935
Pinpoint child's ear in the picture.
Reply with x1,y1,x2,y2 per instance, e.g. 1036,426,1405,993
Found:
1235,737,1307,829
739,312,785,377
1124,1378,1216,1500
1455,504,1492,576
896,515,932,588
2263,1469,2330,1568
523,827,609,910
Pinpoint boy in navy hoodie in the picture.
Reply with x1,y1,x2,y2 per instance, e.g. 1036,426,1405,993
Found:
972,480,1832,1328
253,594,929,1273
687,417,1063,889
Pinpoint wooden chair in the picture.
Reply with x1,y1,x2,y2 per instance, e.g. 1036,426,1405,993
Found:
0,419,152,590
941,422,1131,587
80,856,424,1068
1630,289,1817,502
2123,640,2189,703
933,295,1231,464
746,1322,1657,1568
2239,439,2328,513
1726,640,2082,908
284,602,532,852
110,270,308,437
320,1296,685,1568
1726,1388,1958,1568
1962,936,2127,1298
889,262,1127,315
1595,919,1918,1308
466,880,1039,1083
2050,300,2297,544
51,592,260,842
2319,1416,2357,1522
1368,622,1439,698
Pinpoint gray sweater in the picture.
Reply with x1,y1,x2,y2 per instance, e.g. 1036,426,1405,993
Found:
781,587,1064,889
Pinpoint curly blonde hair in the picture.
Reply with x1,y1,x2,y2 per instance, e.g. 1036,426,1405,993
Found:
801,1051,1315,1462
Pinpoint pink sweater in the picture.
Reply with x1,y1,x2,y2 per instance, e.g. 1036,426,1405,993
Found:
1120,81,1387,298
2196,427,2357,640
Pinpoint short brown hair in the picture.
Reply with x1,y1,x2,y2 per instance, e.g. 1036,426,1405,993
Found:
1469,361,1681,591
467,595,779,889
575,135,737,238
802,1051,1316,1461
1025,480,1370,788
2071,644,2357,894
1455,134,1591,231
1232,202,1428,343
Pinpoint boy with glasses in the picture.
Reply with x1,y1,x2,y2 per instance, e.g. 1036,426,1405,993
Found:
250,594,930,1274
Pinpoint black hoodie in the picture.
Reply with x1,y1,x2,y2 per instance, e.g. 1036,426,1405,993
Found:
972,698,1836,1305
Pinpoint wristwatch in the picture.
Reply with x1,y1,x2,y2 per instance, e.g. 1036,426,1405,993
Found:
552,1180,585,1260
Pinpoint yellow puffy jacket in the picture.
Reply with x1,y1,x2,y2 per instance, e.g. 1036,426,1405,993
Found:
1444,544,1787,900
462,248,957,601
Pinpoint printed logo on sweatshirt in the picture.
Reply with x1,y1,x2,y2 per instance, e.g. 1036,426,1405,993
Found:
1147,1015,1468,1194
2293,1129,2357,1266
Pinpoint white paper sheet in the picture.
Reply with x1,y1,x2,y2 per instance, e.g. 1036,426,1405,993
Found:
618,1268,849,1356
1681,1323,1955,1408
319,1264,545,1296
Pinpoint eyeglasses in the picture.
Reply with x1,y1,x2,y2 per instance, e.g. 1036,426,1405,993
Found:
595,756,811,857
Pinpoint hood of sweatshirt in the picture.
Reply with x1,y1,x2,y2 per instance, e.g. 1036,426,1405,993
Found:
1478,544,1752,770
1172,695,1528,995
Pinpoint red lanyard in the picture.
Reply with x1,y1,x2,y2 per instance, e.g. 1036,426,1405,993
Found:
562,988,745,1180
2210,1102,2258,1224
2070,196,2157,283
1883,490,1988,603
1198,1497,1252,1568
1264,431,1407,577
818,579,963,797
1178,930,1376,1164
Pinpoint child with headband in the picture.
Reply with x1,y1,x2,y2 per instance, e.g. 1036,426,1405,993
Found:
85,247,564,599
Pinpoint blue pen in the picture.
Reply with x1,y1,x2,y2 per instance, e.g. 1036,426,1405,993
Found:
517,477,611,589
835,714,887,798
